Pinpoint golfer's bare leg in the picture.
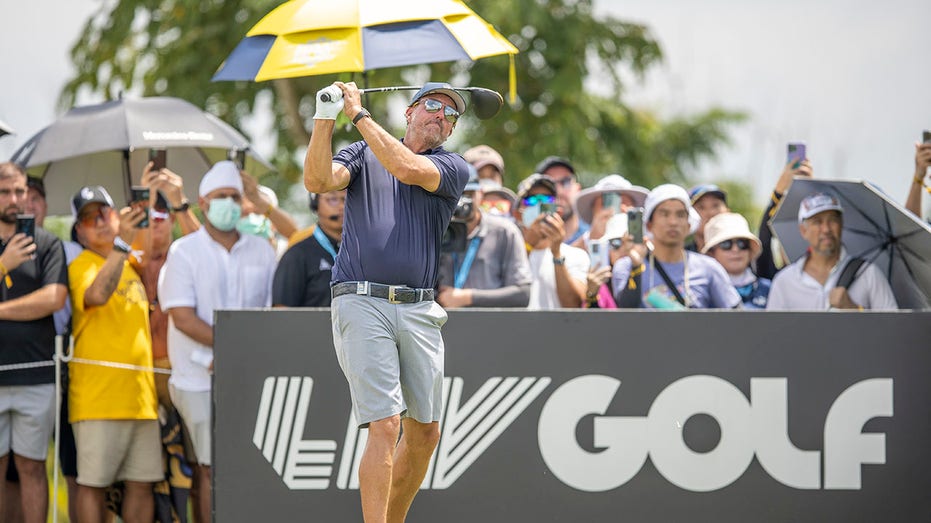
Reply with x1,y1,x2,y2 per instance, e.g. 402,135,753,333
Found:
360,415,401,523
12,455,47,523
120,480,154,523
386,419,440,523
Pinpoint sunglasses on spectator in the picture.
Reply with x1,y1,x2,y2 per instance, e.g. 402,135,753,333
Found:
416,99,459,124
522,194,556,207
608,238,624,250
77,206,112,227
715,238,751,251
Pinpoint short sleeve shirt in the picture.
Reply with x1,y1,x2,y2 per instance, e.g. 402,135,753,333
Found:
0,228,67,385
273,227,339,307
612,251,742,309
332,140,470,288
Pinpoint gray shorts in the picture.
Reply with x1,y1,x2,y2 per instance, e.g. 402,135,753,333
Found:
73,419,162,487
0,384,55,461
331,294,447,428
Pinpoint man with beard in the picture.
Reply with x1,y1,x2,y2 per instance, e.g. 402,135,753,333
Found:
0,162,67,523
304,81,469,523
767,191,897,310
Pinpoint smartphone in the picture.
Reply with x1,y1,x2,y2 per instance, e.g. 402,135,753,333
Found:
15,214,35,240
148,148,167,170
587,240,609,269
235,149,247,170
787,142,806,166
626,208,644,244
602,192,621,214
540,202,558,216
130,186,150,228
923,130,931,144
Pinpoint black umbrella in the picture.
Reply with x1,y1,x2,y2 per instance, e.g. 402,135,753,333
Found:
11,96,272,216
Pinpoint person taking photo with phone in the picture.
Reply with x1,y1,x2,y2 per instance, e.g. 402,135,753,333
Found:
0,163,68,523
905,132,931,220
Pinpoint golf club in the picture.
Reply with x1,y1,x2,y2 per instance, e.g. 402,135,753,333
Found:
320,86,504,120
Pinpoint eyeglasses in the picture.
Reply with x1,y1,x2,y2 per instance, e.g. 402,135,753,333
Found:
549,176,576,188
716,238,751,251
417,98,460,124
608,238,624,250
77,206,112,227
521,194,556,207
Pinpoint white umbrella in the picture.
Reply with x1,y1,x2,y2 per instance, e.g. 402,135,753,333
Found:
769,177,931,309
10,96,272,216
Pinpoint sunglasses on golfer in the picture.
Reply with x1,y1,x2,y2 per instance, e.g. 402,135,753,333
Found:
416,98,460,124
716,238,751,251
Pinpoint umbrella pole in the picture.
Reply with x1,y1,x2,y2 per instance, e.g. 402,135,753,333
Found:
122,150,133,204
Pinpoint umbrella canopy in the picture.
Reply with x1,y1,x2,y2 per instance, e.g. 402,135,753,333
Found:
212,0,517,99
0,118,14,138
769,177,931,309
10,96,272,216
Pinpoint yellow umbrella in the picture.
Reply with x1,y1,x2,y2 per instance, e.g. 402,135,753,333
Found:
213,0,517,101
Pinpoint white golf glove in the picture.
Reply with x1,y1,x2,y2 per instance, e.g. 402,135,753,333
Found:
314,85,344,120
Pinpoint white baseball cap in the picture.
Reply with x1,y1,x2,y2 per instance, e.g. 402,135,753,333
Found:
798,191,843,223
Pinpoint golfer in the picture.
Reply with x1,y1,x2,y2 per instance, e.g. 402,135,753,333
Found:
304,81,469,523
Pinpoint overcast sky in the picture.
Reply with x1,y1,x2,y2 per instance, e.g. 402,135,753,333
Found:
2,0,929,213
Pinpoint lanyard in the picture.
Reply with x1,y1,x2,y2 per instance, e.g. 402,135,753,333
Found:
648,250,690,307
313,226,339,261
452,236,482,289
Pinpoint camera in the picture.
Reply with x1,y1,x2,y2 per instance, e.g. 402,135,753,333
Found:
442,196,473,253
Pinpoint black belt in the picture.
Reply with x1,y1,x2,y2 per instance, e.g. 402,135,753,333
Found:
331,282,434,304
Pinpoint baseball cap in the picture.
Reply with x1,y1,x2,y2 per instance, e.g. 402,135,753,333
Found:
574,174,649,224
701,212,762,259
463,145,504,173
199,160,243,197
26,176,45,198
534,156,576,176
410,82,467,115
71,185,114,217
798,191,843,223
688,183,728,205
516,173,558,203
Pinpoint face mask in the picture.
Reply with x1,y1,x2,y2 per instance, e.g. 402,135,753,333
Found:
521,204,541,228
236,213,273,239
206,197,242,232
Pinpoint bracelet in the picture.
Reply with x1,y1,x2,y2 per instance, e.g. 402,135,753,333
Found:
113,237,132,254
914,174,925,186
264,205,275,218
553,256,566,266
352,108,371,126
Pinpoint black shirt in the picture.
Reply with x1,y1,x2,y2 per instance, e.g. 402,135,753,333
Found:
272,229,339,307
0,227,67,385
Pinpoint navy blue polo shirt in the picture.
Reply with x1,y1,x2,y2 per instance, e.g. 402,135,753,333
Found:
332,140,469,289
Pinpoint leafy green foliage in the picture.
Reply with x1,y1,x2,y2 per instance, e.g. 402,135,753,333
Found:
61,0,748,198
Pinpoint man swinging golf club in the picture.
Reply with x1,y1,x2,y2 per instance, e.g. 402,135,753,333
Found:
304,81,469,522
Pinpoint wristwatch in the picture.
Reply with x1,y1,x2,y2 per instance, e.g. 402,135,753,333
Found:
171,200,190,213
352,108,371,126
552,256,566,266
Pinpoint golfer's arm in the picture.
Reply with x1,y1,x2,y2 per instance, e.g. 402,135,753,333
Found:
354,117,440,192
304,119,350,193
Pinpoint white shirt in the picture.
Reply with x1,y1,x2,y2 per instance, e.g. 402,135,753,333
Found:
527,244,590,310
766,248,897,311
158,228,276,391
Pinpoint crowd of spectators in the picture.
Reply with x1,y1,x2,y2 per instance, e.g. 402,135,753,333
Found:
0,133,925,520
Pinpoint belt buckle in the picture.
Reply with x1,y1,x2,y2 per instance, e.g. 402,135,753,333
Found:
387,285,402,304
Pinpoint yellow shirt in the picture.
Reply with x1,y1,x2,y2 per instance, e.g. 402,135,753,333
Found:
68,250,157,422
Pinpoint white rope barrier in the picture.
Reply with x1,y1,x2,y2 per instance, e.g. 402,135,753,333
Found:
1,335,173,522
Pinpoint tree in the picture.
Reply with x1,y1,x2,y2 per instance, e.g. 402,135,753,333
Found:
62,0,746,195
